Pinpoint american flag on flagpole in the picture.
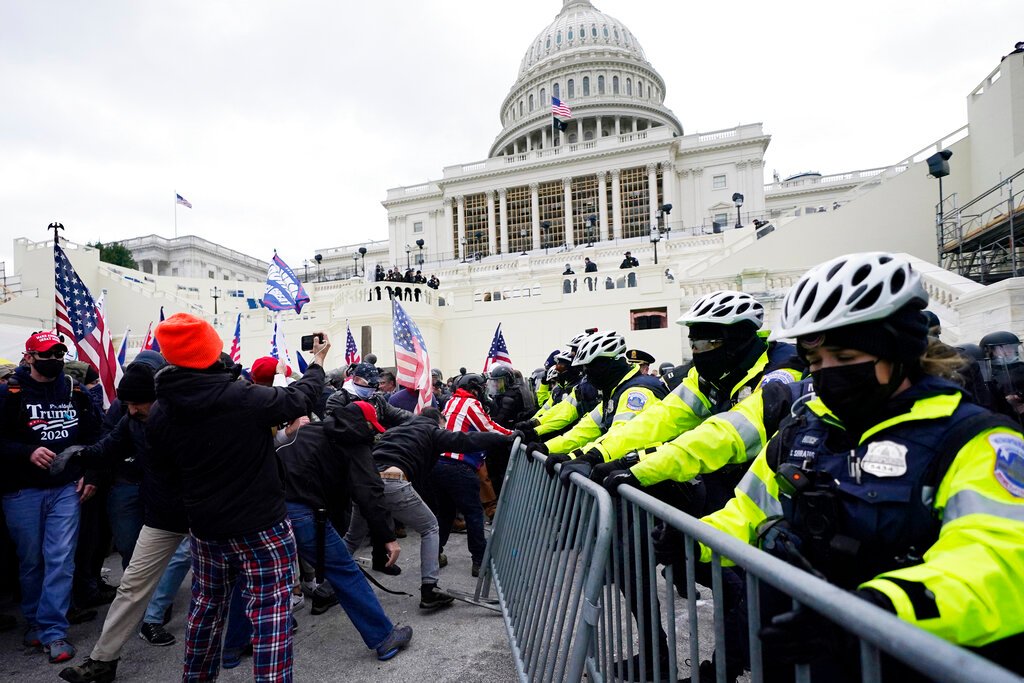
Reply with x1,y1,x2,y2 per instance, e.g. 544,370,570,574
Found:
552,96,572,118
141,307,165,352
482,323,513,373
54,245,121,408
117,327,130,370
392,300,432,414
229,313,242,363
176,193,192,209
345,322,361,365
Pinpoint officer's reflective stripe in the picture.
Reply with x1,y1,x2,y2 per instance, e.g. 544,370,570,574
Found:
611,411,637,423
737,471,783,517
944,489,1024,524
588,405,603,423
566,393,579,407
671,384,710,419
716,410,763,459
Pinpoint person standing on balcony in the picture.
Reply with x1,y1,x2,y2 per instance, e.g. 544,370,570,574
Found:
619,251,639,268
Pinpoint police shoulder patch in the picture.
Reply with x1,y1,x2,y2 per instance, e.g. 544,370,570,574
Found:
990,432,1024,498
761,370,795,387
625,391,647,412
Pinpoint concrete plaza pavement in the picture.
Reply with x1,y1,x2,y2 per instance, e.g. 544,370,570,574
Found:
0,528,516,682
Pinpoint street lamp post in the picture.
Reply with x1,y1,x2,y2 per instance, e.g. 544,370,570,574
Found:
303,259,309,282
459,237,467,262
358,246,367,276
352,253,359,278
210,286,220,315
519,229,528,256
732,193,744,229
405,244,411,269
650,224,661,265
658,204,673,239
540,221,551,255
415,238,425,265
314,253,323,282
585,215,597,247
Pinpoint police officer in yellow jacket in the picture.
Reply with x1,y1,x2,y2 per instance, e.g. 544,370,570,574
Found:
533,331,666,477
517,332,600,440
691,252,1024,678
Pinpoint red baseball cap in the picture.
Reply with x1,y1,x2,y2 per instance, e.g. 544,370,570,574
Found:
26,331,68,354
250,356,291,386
350,400,386,433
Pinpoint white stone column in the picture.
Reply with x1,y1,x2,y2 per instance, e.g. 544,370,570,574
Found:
597,172,609,241
595,116,603,138
530,182,540,252
575,119,582,142
692,168,705,227
456,195,466,260
443,198,455,256
541,127,548,150
615,116,621,136
611,169,623,240
563,177,575,248
486,191,497,255
647,163,659,230
499,188,509,254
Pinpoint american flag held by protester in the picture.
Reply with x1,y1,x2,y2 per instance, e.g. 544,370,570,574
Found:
53,244,122,408
345,322,361,365
482,323,512,373
392,299,432,413
229,313,242,363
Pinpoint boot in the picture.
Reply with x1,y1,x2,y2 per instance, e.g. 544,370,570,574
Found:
59,657,118,683
419,584,455,610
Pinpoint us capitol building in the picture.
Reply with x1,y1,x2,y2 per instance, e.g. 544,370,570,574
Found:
2,1,1023,375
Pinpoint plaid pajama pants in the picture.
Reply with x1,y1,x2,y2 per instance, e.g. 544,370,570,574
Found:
183,520,297,683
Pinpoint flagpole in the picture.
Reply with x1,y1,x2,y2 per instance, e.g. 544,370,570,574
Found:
174,191,178,239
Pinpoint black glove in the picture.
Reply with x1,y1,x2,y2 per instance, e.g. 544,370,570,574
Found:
758,605,840,665
49,445,85,475
558,460,593,486
514,419,538,432
517,425,538,442
603,469,640,496
590,458,630,485
543,453,572,477
526,441,549,458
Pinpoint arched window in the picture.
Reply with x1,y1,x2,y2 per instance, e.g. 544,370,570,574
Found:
638,81,643,98
540,87,546,105
567,79,574,99
567,28,573,41
613,76,619,94
603,25,609,38
553,82,560,99
626,78,632,96
584,130,593,141
529,94,534,111
598,75,605,94
613,28,619,41
519,100,523,116
582,76,590,96
556,31,562,45
580,25,585,40
569,133,577,143
546,36,551,49
592,25,598,38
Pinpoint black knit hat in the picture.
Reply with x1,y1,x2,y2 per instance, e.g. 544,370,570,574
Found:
117,362,157,403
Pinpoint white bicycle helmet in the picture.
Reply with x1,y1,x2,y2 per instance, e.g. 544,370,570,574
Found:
572,330,627,366
566,331,590,353
771,252,928,341
676,290,765,328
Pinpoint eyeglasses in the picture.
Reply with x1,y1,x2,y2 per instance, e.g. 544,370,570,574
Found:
30,350,66,360
689,339,725,354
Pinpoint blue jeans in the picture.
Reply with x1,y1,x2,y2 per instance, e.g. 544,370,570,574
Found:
107,483,144,569
286,502,393,649
431,459,487,564
223,578,250,654
142,537,191,624
2,483,80,644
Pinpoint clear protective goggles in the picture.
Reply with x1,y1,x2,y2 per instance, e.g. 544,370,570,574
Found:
688,338,725,354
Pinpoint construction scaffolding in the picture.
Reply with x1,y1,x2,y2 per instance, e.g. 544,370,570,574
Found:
938,168,1024,283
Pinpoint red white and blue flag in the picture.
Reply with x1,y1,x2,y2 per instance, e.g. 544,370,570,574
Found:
229,313,242,363
117,327,130,371
345,322,361,365
270,315,300,376
482,323,513,373
392,300,432,414
141,307,165,352
262,253,310,314
176,193,192,209
552,96,572,119
54,244,121,408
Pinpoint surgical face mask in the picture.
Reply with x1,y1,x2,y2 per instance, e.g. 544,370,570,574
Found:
811,361,892,430
344,379,374,399
33,358,64,379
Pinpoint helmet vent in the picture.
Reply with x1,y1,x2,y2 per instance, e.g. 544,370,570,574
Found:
890,268,906,293
827,261,846,280
851,264,871,286
852,283,883,311
815,288,842,321
800,284,818,317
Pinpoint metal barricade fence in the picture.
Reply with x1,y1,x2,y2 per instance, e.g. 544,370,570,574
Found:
478,446,1019,682
475,444,613,682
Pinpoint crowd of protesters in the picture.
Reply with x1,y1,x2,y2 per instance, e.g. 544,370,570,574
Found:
0,317,526,682
373,264,440,290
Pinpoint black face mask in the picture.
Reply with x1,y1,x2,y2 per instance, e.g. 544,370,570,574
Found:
585,358,627,393
33,359,64,379
692,345,732,383
811,361,894,430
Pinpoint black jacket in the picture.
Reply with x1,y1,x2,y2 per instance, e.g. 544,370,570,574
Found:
147,363,325,540
277,407,395,547
490,390,526,429
325,388,413,429
373,414,512,486
0,367,100,493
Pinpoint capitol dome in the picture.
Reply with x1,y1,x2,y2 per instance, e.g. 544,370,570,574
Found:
489,0,683,157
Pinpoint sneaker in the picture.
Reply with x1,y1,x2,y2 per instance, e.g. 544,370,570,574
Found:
23,624,41,648
372,562,402,576
419,585,455,610
375,624,413,661
310,591,339,616
452,518,467,534
471,563,481,578
139,622,176,647
59,657,118,683
45,639,76,664
78,586,116,608
290,592,305,611
67,606,97,625
437,552,448,569
222,643,252,670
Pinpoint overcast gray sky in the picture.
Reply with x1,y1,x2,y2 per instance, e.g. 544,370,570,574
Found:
2,0,1021,271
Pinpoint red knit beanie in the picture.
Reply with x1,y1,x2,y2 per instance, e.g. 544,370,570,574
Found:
155,313,223,369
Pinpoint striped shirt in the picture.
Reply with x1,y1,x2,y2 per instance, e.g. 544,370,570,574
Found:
440,389,512,469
